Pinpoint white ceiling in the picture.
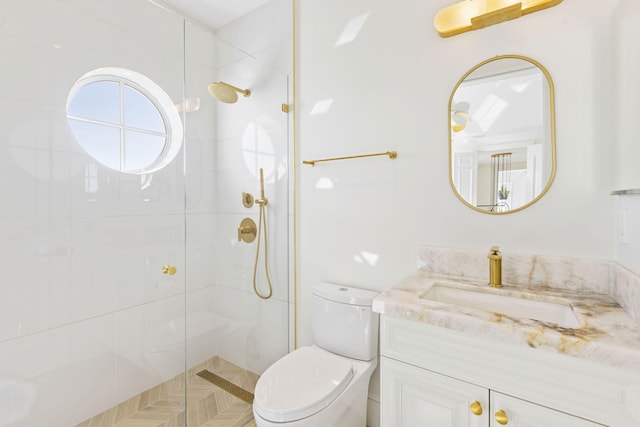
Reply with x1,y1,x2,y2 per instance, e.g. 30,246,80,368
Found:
155,0,271,30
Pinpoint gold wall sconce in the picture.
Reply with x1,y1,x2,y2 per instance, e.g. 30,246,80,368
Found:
434,0,563,38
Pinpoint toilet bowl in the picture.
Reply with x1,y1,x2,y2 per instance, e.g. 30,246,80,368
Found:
253,282,379,427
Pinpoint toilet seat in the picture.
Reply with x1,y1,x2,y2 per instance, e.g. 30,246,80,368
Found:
253,346,354,423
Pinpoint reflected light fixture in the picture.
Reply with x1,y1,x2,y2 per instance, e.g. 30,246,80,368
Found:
175,97,201,113
451,101,470,132
434,0,563,38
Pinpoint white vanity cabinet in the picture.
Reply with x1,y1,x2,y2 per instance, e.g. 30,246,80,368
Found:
380,316,640,427
490,392,602,427
382,357,601,426
382,356,488,426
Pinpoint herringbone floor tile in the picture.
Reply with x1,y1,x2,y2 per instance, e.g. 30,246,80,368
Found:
77,356,259,427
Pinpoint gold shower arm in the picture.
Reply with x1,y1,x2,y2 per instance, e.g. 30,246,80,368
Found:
303,151,397,167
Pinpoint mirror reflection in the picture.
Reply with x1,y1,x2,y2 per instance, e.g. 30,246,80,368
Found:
449,55,556,214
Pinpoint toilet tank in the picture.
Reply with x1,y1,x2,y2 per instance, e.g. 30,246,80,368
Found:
312,282,379,361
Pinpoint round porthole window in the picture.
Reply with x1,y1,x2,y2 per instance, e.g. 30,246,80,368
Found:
66,68,183,174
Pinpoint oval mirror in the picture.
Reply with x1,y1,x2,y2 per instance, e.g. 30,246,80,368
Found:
449,55,556,214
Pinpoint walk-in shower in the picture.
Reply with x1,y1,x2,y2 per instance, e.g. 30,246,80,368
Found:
0,0,292,425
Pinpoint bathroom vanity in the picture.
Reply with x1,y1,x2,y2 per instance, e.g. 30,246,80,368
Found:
373,247,640,427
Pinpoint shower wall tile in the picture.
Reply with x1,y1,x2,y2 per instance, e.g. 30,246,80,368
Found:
68,214,186,324
215,38,250,70
214,59,264,142
68,217,95,322
212,212,260,293
0,327,69,382
246,296,289,374
213,130,288,215
0,218,75,342
254,38,294,77
184,38,217,215
216,0,291,57
209,211,288,303
0,100,78,222
183,60,217,136
211,284,289,375
8,315,117,427
216,56,288,143
68,165,185,219
185,214,218,290
115,306,167,389
0,36,51,104
0,322,120,427
185,136,217,214
70,316,120,425
3,1,105,56
57,0,185,59
185,20,217,68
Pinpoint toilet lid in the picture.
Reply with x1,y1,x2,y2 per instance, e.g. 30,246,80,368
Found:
253,346,354,423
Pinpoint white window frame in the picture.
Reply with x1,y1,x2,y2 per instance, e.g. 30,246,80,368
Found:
66,67,183,174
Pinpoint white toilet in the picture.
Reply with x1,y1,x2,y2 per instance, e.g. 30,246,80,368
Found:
253,282,379,427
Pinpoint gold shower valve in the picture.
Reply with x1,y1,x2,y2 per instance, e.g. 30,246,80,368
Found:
162,265,177,275
238,218,257,243
242,192,254,208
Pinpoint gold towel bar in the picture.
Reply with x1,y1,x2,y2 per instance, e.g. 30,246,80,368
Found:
303,151,397,167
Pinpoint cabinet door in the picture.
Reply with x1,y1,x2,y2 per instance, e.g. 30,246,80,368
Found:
381,357,488,427
490,392,605,427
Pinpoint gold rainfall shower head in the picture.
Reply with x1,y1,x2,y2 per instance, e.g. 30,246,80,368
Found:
208,81,251,104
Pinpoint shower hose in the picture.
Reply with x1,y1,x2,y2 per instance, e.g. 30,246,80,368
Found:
253,168,273,299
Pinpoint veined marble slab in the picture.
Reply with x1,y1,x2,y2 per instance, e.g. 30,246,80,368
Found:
374,246,640,370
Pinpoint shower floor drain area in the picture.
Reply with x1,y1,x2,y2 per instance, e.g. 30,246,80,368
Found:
197,369,255,404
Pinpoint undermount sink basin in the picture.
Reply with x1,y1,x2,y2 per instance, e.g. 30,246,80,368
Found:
422,283,581,328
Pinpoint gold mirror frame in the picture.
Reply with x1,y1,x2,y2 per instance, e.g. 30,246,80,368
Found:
448,54,556,214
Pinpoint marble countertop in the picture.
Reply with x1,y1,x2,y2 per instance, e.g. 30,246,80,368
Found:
373,270,640,370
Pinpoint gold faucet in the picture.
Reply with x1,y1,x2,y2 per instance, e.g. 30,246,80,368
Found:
487,246,502,288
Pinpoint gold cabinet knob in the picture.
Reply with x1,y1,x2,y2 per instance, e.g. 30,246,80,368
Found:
470,401,483,416
495,409,509,425
162,265,177,275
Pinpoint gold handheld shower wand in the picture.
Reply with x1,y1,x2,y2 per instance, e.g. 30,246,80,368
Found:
256,169,268,207
253,168,273,299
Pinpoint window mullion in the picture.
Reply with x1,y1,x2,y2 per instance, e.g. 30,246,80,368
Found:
120,80,126,171
66,68,181,174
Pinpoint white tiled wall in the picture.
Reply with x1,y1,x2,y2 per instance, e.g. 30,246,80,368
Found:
0,1,188,425
0,0,292,425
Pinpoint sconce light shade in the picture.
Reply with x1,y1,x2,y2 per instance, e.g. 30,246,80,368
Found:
434,0,563,38
451,101,470,132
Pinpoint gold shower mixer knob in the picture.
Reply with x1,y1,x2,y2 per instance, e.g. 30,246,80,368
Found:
162,265,177,275
242,192,254,208
238,218,257,243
